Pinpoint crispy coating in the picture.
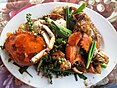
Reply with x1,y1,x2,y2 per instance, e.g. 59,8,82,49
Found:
4,32,46,66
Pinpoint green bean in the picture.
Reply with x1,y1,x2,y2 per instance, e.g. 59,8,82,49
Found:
86,40,96,69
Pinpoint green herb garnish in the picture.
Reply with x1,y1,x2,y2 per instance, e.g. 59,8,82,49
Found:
26,13,33,31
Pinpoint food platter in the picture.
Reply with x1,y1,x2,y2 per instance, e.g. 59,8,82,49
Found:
0,2,117,88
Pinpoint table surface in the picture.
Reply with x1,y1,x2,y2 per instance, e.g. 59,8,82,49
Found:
0,0,117,88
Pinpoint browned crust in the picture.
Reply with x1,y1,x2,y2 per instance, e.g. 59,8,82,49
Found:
4,32,46,66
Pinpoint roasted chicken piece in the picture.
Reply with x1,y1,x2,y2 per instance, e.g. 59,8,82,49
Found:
4,32,46,66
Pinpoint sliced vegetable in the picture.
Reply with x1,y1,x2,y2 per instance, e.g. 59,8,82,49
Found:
65,5,75,30
86,40,96,69
65,5,72,29
45,17,72,38
52,21,72,38
101,63,107,68
26,13,33,31
73,3,86,14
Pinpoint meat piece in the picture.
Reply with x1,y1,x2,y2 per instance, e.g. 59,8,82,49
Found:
67,32,82,46
75,54,85,67
73,13,103,49
66,45,77,63
73,13,92,35
52,50,71,70
94,50,109,64
47,14,64,20
80,33,92,52
4,32,46,66
86,64,96,73
52,50,65,59
52,6,65,16
60,59,71,70
95,63,102,74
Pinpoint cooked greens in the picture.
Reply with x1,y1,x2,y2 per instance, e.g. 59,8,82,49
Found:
45,17,72,38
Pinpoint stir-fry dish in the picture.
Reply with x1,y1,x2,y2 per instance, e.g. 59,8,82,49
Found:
4,3,109,83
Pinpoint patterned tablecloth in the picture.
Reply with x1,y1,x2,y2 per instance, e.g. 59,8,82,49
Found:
0,0,117,88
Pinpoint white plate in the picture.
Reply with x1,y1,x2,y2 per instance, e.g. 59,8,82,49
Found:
0,2,117,88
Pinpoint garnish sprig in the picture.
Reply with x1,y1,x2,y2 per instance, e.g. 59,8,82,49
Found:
26,13,33,31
